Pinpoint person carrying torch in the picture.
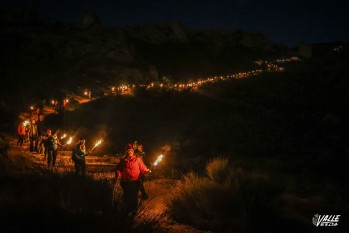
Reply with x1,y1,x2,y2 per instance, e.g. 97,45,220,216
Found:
72,138,91,176
17,121,27,148
46,131,67,169
114,144,151,217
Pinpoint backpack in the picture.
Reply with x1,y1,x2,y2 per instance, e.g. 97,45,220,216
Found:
71,146,86,161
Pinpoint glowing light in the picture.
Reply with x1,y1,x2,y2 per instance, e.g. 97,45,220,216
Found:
91,139,103,151
23,120,29,126
66,137,73,145
153,154,164,166
60,134,67,139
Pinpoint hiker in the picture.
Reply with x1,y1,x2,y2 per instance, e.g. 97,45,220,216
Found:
114,145,150,216
42,129,52,159
135,144,149,199
38,134,45,155
72,138,90,176
17,122,26,148
36,107,41,121
47,131,63,169
29,119,39,153
24,121,30,143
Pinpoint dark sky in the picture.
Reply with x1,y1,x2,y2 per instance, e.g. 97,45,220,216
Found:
2,0,349,47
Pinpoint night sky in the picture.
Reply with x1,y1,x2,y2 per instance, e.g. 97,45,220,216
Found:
2,0,349,47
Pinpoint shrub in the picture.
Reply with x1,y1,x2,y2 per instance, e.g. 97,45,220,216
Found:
206,157,230,182
168,158,283,232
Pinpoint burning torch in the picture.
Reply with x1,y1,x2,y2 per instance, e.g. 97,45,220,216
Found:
90,139,103,152
151,154,164,168
66,137,73,145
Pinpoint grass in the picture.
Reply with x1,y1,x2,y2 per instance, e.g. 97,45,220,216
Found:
168,158,285,232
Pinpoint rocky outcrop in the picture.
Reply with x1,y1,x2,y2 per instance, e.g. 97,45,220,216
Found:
125,22,188,44
79,14,102,30
0,8,286,96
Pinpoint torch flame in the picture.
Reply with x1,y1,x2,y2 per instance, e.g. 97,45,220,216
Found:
91,139,103,151
66,137,73,145
153,154,163,166
60,134,67,139
23,120,29,126
94,139,102,148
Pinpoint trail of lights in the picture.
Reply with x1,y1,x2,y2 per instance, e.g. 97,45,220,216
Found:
108,56,300,94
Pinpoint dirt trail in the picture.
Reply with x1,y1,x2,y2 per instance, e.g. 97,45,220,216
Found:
8,137,209,233
12,99,210,233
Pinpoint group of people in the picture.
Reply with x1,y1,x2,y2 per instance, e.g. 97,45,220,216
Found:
17,120,151,216
17,120,72,170
17,119,40,152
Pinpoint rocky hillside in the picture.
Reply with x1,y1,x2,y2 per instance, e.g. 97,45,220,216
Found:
0,7,288,109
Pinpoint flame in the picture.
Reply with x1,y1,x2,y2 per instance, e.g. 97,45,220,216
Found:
153,154,163,166
23,120,29,126
91,139,103,150
60,134,67,139
66,137,73,145
94,139,102,148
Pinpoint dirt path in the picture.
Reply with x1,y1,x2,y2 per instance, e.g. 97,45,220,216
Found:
8,136,209,233
12,95,211,233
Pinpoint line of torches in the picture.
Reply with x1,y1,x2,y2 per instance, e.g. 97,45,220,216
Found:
20,126,162,166
108,56,300,94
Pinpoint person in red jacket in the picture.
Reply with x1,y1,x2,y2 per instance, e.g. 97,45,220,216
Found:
115,144,150,216
17,122,26,147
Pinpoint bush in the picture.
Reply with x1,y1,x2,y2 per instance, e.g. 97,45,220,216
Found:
168,158,283,232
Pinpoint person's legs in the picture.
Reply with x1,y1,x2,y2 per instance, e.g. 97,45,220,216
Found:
139,175,148,199
129,181,141,213
52,150,57,167
34,137,38,152
74,160,81,175
44,147,47,159
47,150,52,167
81,159,86,176
29,137,34,152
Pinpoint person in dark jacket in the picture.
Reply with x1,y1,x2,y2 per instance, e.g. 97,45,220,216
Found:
42,129,52,160
135,144,149,199
72,138,90,176
29,119,39,152
115,146,150,216
47,131,63,169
